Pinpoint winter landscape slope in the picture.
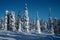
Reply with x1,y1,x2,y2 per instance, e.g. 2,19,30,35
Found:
0,30,60,40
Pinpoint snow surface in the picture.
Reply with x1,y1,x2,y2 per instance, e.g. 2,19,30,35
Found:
0,30,60,40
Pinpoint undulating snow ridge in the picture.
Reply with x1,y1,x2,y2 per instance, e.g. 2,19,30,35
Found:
0,30,60,40
0,37,16,40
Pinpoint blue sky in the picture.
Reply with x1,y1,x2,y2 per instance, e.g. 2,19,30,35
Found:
0,0,60,20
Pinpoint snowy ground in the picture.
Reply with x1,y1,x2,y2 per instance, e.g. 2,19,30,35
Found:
0,30,60,40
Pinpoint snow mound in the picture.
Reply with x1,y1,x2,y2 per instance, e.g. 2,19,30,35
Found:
0,37,16,40
0,30,60,40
